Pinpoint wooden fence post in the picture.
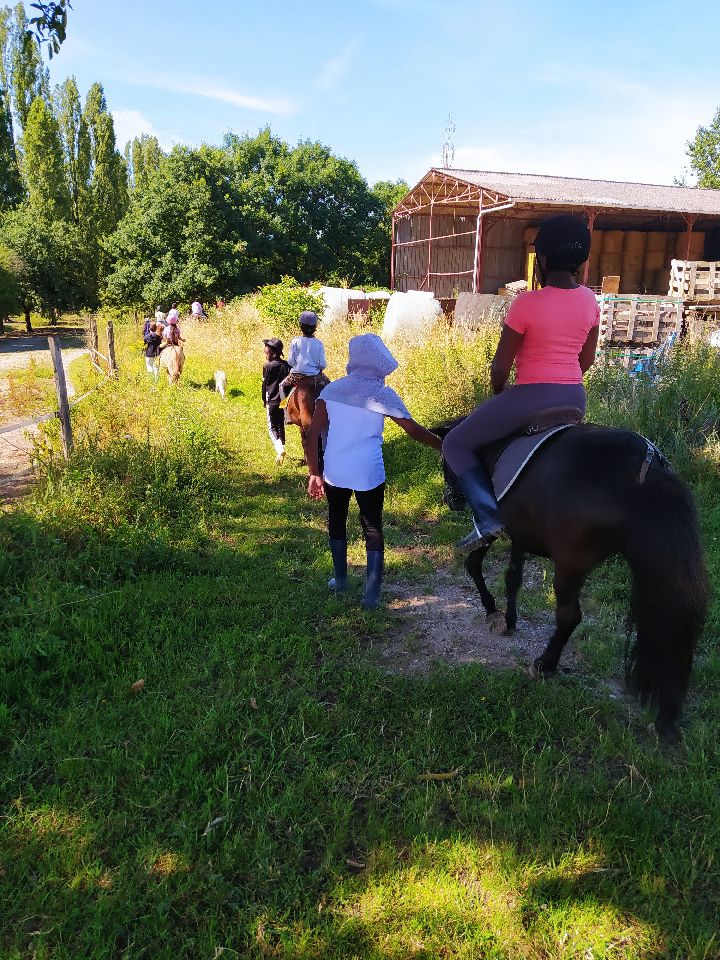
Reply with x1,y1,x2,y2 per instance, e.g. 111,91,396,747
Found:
48,335,73,459
106,319,117,376
88,315,101,372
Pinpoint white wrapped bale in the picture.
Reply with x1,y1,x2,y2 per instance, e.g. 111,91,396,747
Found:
381,291,442,342
317,286,368,326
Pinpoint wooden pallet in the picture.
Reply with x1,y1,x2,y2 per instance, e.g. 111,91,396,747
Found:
599,295,683,345
668,260,720,300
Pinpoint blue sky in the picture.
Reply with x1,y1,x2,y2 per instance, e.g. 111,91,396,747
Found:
49,0,720,189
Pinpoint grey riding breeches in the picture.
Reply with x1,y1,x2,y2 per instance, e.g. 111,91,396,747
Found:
442,382,587,476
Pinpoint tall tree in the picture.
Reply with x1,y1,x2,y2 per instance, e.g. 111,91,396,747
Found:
22,94,71,219
272,138,382,284
125,133,163,192
2,201,88,326
0,79,23,209
686,107,720,189
0,7,13,104
10,3,48,132
104,147,244,308
364,179,408,286
54,75,90,222
83,82,128,235
0,242,20,333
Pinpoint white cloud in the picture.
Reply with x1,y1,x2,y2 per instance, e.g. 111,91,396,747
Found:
160,78,292,113
114,72,293,115
111,109,176,152
315,39,361,91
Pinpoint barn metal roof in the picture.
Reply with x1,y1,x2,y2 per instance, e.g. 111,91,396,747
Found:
402,168,720,217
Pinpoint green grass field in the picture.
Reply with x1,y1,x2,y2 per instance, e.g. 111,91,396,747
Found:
1,307,719,958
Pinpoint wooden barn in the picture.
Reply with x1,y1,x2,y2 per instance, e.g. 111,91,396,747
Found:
391,169,720,298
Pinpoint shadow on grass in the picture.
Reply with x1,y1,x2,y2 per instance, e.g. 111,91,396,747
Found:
1,458,719,959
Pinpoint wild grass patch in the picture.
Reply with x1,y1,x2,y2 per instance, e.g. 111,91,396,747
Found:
1,308,719,958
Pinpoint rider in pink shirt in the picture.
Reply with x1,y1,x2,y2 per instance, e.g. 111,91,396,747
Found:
505,285,599,385
442,215,600,550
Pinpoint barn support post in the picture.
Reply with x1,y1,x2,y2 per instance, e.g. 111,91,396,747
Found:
390,212,396,291
472,196,484,293
424,201,434,291
582,210,597,285
683,213,698,261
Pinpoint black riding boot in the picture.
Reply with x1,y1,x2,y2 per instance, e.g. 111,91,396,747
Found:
456,464,504,551
328,539,348,592
361,550,384,610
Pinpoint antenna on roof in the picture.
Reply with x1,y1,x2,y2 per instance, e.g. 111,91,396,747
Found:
442,113,455,169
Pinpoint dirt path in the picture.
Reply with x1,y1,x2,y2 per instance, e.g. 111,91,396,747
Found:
0,337,87,504
378,565,565,676
376,561,639,722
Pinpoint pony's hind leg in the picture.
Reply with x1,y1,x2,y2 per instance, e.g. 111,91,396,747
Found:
465,543,497,617
504,545,525,633
533,565,585,677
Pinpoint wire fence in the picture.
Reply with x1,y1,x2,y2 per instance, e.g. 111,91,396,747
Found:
0,317,116,488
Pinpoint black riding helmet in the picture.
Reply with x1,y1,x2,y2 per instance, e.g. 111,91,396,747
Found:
534,215,591,272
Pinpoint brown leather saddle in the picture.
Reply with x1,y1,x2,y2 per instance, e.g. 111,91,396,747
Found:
444,405,583,510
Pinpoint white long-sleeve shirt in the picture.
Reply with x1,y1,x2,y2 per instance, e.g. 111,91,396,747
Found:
288,335,326,376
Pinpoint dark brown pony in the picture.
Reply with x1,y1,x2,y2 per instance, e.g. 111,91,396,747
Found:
286,377,327,463
440,422,709,742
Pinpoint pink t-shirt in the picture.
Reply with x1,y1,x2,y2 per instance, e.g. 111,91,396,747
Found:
504,286,600,385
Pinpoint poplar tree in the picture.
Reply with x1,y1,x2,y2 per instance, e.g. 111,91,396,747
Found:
125,133,163,192
0,81,23,209
9,3,49,132
83,81,128,235
22,94,71,219
0,7,12,99
54,75,90,222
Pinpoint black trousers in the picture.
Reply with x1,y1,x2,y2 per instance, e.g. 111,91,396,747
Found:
266,405,285,444
325,481,385,551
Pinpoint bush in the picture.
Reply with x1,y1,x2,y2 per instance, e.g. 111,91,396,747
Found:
253,276,324,330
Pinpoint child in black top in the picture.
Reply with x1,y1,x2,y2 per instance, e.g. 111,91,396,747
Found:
262,338,290,465
144,322,162,381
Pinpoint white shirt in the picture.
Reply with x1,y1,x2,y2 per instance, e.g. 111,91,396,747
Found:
191,301,204,315
288,335,326,375
323,400,385,491
167,308,179,321
155,310,165,324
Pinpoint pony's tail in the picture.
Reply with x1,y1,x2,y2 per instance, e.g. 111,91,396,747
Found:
623,466,709,733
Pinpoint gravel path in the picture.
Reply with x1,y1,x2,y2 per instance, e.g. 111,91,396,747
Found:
0,336,88,504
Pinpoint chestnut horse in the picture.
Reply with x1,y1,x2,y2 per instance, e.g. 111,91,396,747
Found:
439,422,709,743
286,378,327,464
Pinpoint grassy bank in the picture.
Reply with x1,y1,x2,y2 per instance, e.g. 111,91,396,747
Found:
1,304,719,958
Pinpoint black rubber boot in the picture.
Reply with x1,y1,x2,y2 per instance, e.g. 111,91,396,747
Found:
455,464,504,551
327,539,348,592
361,550,384,610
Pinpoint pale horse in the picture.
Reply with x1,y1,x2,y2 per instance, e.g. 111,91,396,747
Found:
159,344,185,384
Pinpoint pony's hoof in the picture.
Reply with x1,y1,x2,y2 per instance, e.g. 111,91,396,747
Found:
653,720,682,745
529,658,555,680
